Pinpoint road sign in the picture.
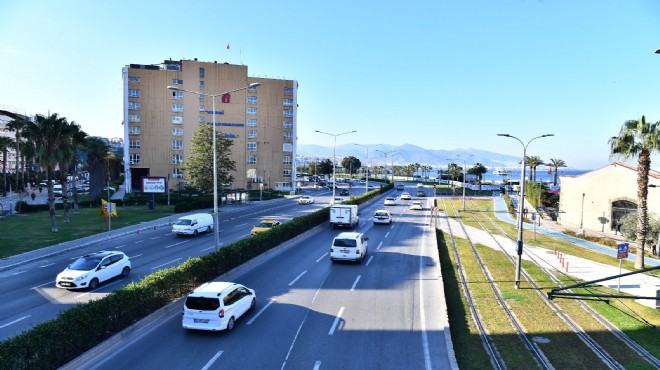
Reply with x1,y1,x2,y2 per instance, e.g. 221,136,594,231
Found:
617,243,629,259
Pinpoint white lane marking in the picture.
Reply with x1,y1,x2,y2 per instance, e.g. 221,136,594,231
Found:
150,236,160,240
350,275,361,291
420,250,431,369
201,350,224,370
313,361,322,370
151,258,181,270
115,244,126,249
377,242,383,250
201,246,215,252
385,232,390,238
10,270,26,276
130,254,143,259
365,256,374,266
134,240,144,244
328,307,345,335
235,223,248,227
39,263,56,268
0,315,31,329
247,299,275,325
288,270,307,286
30,281,55,290
165,240,190,249
316,252,328,262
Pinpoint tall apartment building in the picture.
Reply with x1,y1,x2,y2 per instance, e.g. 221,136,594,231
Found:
122,59,297,194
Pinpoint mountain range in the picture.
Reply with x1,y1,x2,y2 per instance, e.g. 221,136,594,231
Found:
296,143,523,169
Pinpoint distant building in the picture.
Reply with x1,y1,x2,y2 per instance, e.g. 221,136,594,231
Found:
0,109,32,174
558,162,660,233
122,59,297,193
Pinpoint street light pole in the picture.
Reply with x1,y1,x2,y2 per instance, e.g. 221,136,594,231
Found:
168,82,261,252
497,133,554,288
355,143,380,193
376,150,398,184
458,154,473,210
315,130,357,204
579,192,585,234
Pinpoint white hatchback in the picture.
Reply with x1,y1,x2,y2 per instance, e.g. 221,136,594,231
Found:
383,197,396,206
182,282,256,332
400,192,412,200
410,201,423,210
298,195,315,204
56,251,131,289
373,210,393,224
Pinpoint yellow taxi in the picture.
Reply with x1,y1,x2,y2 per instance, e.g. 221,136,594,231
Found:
250,219,281,236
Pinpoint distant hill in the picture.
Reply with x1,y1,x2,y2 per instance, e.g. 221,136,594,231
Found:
297,142,522,170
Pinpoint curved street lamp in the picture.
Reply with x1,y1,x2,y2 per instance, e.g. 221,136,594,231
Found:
355,143,381,193
167,82,261,252
497,133,554,288
376,150,398,184
315,129,357,204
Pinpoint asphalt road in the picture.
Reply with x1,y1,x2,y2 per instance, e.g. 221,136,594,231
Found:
80,185,452,370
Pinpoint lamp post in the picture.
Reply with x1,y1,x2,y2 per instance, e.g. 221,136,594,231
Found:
355,143,380,193
579,192,585,235
167,82,261,252
315,129,357,204
497,133,554,288
376,150,398,184
458,154,473,210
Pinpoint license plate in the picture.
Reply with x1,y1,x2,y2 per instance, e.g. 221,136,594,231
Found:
341,249,349,253
60,282,72,287
194,319,209,323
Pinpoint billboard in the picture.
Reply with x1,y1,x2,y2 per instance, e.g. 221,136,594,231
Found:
142,177,166,194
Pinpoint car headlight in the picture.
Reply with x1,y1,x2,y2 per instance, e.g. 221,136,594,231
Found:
75,274,89,282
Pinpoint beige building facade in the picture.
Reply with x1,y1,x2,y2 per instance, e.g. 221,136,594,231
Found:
558,162,660,234
122,59,297,193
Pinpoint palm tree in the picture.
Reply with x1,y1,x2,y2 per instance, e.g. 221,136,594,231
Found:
58,121,87,221
468,163,488,190
526,155,544,182
5,119,28,191
84,137,110,199
24,113,70,232
0,136,13,197
609,115,660,268
546,158,567,186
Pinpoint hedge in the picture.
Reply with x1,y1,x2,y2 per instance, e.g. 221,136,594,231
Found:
0,185,390,369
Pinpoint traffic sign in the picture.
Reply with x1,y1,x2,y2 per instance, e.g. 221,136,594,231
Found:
617,243,629,259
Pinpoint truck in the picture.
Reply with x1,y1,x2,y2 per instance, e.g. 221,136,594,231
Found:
172,213,214,236
330,204,359,229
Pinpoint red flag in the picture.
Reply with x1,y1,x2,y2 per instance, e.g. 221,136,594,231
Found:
226,43,230,50
547,168,552,174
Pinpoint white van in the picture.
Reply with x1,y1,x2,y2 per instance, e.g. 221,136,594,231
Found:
172,213,214,236
182,282,256,331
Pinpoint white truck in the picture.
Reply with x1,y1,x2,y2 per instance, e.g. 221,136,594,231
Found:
172,213,214,236
330,204,359,229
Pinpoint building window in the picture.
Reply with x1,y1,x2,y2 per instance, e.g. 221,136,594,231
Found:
247,155,257,165
283,143,292,152
247,107,257,115
172,128,183,136
283,98,293,106
172,154,184,164
129,153,141,164
283,131,293,140
128,126,140,135
199,105,205,111
199,80,205,89
172,115,183,124
283,120,293,128
247,96,257,104
248,84,258,92
199,116,205,123
247,119,257,127
129,139,140,149
128,114,141,123
128,101,141,110
172,140,183,150
172,104,183,112
283,169,292,178
172,79,183,85
284,87,293,93
128,76,140,83
173,168,183,178
128,89,140,98
172,91,183,100
166,64,181,71
199,67,205,78
247,142,257,151
247,130,257,139
283,156,292,165
283,109,293,117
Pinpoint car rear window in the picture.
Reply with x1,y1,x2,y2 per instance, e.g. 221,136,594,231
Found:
333,239,357,248
185,296,221,311
375,211,388,217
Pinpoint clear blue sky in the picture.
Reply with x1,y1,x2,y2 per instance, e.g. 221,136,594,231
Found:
2,1,660,170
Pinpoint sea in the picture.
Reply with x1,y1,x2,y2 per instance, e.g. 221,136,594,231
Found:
427,168,589,186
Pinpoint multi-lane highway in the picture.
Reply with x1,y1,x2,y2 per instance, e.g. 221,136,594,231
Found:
1,183,454,369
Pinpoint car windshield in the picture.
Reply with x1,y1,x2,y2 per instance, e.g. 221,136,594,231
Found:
175,219,192,225
69,257,102,271
334,239,357,248
185,296,221,311
256,222,273,228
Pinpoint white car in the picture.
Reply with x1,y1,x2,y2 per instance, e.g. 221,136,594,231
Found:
373,210,393,224
383,197,396,206
182,282,256,331
416,183,424,188
410,201,423,210
330,232,369,262
56,251,131,289
298,195,315,204
400,192,412,200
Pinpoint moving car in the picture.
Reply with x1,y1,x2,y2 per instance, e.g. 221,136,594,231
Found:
416,183,424,188
330,232,369,262
250,219,281,236
172,213,214,236
410,201,423,210
182,282,256,331
298,195,315,204
415,190,426,197
339,188,350,196
56,251,131,289
383,197,396,206
396,184,405,190
373,209,393,224
400,192,412,200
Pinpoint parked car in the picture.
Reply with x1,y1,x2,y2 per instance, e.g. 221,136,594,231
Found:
182,282,256,331
250,219,281,236
384,197,396,206
373,209,393,224
298,195,315,204
330,232,369,262
400,192,412,200
410,201,423,210
55,251,131,289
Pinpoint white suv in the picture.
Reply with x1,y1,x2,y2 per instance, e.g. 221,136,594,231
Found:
330,232,369,263
182,282,256,331
56,251,131,289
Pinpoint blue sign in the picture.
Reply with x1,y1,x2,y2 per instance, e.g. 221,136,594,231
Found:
617,243,629,259
205,110,225,115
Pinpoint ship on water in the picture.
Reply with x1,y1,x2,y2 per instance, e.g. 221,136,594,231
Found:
493,168,512,176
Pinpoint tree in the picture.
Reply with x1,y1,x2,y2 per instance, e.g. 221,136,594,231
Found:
183,124,236,193
0,136,13,197
5,119,29,191
546,158,567,186
619,211,660,249
84,137,110,199
468,163,488,189
317,159,334,176
59,122,87,218
526,155,544,182
609,115,660,268
341,156,361,177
